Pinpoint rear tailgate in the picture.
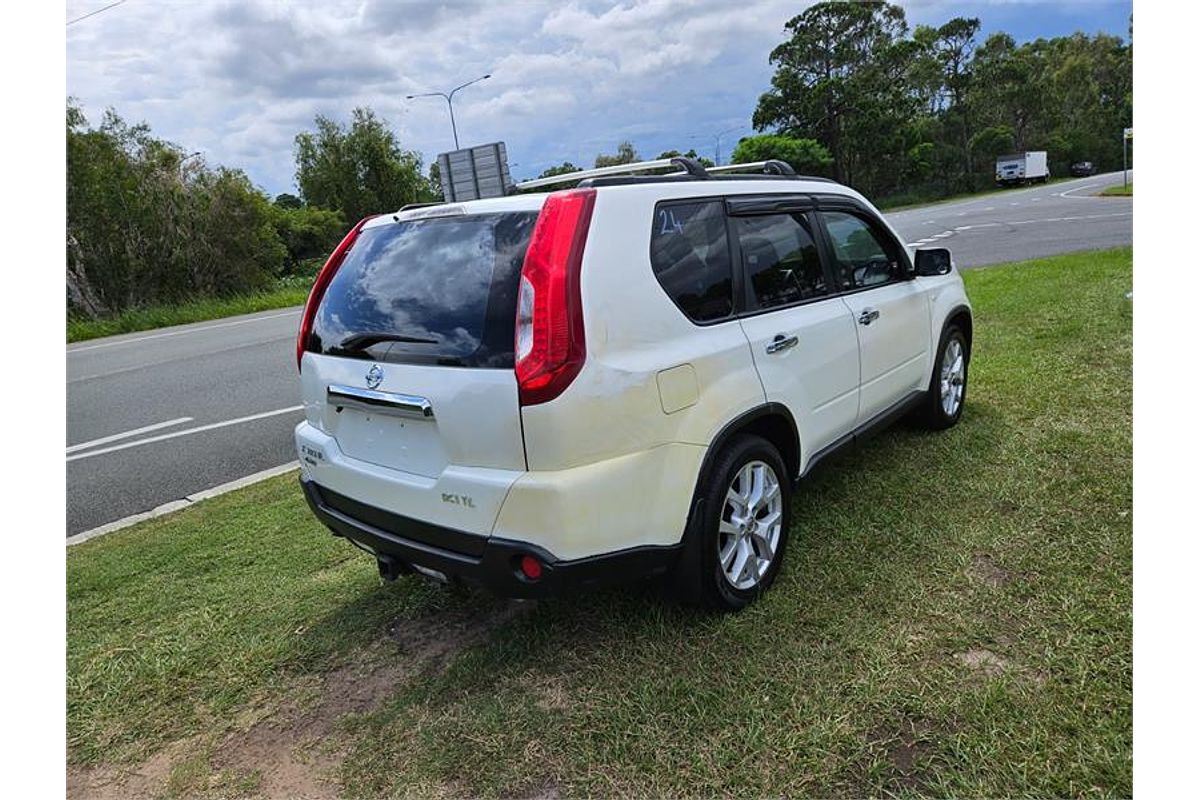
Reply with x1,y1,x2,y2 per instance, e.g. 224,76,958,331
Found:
297,204,541,531
300,355,525,475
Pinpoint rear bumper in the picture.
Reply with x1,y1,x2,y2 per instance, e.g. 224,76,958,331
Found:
301,477,680,599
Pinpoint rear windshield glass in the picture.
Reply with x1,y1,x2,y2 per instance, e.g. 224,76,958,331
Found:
309,212,538,368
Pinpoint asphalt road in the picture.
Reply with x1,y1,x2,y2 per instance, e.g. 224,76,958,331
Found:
886,170,1132,267
65,170,1131,536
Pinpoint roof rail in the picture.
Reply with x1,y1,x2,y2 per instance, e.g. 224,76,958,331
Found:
513,157,830,192
513,157,692,191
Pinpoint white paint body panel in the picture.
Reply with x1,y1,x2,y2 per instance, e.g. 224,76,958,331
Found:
739,296,859,472
841,280,932,424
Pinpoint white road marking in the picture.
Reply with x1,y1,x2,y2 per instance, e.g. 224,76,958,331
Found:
1058,182,1102,199
66,417,194,454
66,461,300,546
66,405,304,462
1009,202,1020,206
68,309,301,354
1008,211,1132,225
983,206,995,211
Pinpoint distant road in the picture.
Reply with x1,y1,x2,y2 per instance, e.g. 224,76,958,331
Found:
65,171,1132,536
886,170,1132,267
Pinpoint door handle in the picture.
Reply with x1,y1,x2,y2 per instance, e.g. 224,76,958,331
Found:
765,334,799,354
858,308,880,326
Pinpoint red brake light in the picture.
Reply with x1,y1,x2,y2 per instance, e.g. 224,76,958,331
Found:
296,215,377,371
514,188,596,405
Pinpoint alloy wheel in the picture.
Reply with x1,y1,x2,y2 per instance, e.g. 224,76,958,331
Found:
940,338,965,417
718,460,783,590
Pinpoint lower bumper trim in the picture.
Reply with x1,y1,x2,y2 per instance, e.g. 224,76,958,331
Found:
301,477,680,598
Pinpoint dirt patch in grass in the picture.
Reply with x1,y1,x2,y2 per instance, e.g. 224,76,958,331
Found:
68,740,187,800
70,596,534,799
955,648,1047,686
864,716,946,795
969,552,1011,586
385,597,534,675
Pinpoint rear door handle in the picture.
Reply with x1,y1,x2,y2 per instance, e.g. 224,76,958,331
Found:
765,334,799,354
858,308,880,326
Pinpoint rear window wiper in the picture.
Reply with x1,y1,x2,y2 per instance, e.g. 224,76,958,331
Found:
336,332,439,352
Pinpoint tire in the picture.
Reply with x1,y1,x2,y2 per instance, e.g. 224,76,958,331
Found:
684,434,792,612
917,324,969,430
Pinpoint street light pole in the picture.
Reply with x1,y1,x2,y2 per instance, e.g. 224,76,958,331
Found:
692,126,745,166
179,151,202,181
407,74,492,150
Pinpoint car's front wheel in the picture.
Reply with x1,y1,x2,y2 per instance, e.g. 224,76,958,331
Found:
917,324,969,430
693,434,792,611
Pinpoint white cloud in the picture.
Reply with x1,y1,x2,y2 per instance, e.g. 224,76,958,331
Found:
66,0,1127,194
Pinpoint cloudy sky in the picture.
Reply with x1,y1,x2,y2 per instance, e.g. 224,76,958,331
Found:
66,0,1132,196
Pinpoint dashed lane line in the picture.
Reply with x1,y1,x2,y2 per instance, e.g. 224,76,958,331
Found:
66,405,303,462
67,417,194,454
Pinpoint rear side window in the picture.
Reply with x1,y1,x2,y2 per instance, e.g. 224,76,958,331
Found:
821,211,904,290
734,213,827,310
310,212,537,367
649,201,733,323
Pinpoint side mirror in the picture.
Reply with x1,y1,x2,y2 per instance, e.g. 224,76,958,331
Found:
914,248,952,276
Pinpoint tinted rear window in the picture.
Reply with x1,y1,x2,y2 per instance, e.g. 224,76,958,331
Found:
309,212,537,367
649,200,734,323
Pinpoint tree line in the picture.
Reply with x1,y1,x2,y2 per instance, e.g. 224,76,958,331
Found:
746,1,1130,199
66,103,435,320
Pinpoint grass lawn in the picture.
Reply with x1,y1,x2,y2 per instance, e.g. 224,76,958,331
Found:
1100,183,1132,197
67,285,310,343
67,247,1132,798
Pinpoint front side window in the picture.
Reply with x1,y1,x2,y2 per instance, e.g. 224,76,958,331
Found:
734,213,827,310
649,201,734,323
821,211,904,290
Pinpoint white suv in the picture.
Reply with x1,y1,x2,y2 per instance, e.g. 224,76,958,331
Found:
294,159,972,611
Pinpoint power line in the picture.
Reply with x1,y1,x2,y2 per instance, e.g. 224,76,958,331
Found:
67,0,127,27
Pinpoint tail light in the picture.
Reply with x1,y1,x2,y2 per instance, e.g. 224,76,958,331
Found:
295,215,376,371
514,188,596,405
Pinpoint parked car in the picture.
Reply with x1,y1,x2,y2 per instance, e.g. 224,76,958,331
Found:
1070,161,1098,177
294,158,973,611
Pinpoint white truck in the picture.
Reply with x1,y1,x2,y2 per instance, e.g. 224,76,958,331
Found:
995,151,1049,186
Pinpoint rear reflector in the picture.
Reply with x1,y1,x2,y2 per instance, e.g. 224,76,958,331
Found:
514,188,595,405
518,554,544,581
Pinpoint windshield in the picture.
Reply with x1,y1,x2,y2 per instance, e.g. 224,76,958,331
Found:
309,212,538,367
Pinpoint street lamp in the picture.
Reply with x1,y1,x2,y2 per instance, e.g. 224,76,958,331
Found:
711,126,745,167
406,73,492,150
179,151,202,180
692,126,745,166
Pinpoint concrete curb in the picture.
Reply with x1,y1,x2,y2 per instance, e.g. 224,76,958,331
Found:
66,461,299,547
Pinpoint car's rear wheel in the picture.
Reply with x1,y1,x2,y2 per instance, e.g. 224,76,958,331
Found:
917,324,968,430
691,434,792,611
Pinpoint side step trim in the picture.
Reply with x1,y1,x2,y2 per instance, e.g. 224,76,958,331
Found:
800,390,925,479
